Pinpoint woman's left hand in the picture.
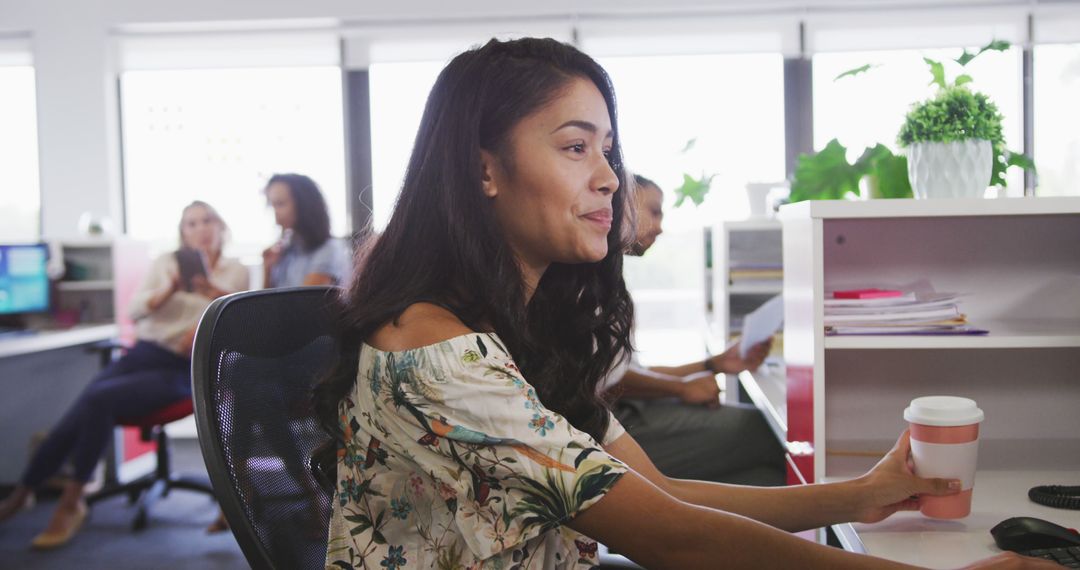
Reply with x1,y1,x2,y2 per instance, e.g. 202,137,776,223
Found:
849,430,961,524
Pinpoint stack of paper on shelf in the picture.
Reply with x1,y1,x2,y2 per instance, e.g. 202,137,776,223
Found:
823,290,988,335
729,263,783,287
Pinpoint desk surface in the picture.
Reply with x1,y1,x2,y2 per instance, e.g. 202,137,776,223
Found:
833,470,1080,569
0,324,117,359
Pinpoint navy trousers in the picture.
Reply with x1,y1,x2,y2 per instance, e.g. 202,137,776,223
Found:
22,341,192,486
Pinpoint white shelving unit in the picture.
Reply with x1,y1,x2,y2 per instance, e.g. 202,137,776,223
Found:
711,219,783,397
56,241,117,324
52,238,149,341
778,197,1080,560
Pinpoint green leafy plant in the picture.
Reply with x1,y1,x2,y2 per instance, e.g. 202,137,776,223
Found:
789,139,912,203
898,81,1034,186
793,39,1034,200
673,172,716,207
894,41,1034,187
898,86,1003,145
671,137,719,207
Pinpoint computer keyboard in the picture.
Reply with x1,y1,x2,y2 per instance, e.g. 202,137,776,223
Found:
1019,545,1080,568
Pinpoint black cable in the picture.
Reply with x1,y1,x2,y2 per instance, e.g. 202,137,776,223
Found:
1028,485,1080,510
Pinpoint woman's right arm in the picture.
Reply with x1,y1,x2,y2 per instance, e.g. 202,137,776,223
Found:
568,468,918,569
127,255,179,320
568,470,1052,570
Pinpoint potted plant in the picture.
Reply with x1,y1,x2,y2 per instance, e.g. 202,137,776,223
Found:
898,79,1002,198
790,40,1034,203
897,43,1034,198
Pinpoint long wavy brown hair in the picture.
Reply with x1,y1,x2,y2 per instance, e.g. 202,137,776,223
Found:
312,37,635,478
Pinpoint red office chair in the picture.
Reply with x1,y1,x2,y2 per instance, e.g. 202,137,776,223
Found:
86,397,216,531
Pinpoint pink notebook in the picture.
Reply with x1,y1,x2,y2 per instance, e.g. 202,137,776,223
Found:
833,288,904,300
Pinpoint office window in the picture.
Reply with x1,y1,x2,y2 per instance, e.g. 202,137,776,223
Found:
814,47,1024,193
120,67,347,258
1034,43,1080,196
599,54,786,364
368,61,445,231
0,66,40,242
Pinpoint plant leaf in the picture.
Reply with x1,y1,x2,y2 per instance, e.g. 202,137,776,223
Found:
789,139,862,203
956,39,1011,67
954,74,973,87
673,172,715,208
869,153,914,199
1006,150,1037,172
924,58,946,89
679,138,697,154
853,144,891,175
834,64,875,81
955,50,976,66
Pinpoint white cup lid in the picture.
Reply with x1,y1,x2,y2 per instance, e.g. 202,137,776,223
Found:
904,396,984,427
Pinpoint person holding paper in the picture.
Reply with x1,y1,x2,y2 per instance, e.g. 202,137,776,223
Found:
599,175,784,486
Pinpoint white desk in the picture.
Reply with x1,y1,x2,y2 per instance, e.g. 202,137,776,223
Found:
0,323,119,484
0,324,117,359
832,470,1080,569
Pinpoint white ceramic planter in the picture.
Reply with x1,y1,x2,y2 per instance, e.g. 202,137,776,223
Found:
907,139,993,199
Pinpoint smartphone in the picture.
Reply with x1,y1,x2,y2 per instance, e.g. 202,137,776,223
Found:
174,248,209,292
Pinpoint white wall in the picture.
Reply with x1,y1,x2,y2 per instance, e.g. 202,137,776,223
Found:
2,0,1078,239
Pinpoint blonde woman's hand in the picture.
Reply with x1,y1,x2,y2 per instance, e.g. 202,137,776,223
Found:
147,273,181,312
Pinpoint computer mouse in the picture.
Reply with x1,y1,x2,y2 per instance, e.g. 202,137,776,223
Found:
991,516,1080,552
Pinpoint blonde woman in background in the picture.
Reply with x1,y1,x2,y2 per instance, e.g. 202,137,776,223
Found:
0,201,249,549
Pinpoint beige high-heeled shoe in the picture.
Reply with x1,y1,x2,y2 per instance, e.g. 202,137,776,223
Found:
31,503,87,550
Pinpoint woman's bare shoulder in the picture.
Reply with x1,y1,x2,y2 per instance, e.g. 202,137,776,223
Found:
366,303,475,352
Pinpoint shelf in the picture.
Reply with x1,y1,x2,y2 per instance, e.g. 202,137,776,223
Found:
723,218,782,231
59,239,113,248
779,196,1080,220
728,283,782,295
823,319,1080,349
57,280,113,292
737,364,787,443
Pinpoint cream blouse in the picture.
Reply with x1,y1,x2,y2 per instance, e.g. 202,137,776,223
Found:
127,252,250,356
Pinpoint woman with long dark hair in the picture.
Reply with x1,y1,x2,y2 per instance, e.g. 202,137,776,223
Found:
315,38,1046,570
262,173,350,288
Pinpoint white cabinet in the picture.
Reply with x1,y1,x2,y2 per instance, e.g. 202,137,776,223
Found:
777,197,1080,565
778,196,1080,484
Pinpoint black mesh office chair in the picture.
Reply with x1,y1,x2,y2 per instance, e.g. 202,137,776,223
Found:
192,287,341,570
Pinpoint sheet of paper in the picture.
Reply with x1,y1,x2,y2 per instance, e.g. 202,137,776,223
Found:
740,294,783,359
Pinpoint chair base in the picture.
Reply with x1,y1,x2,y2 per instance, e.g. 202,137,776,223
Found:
87,473,215,531
86,424,215,531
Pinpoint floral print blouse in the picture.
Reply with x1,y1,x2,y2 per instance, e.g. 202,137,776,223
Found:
326,333,628,570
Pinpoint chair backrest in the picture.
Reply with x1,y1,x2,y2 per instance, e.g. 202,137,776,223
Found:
192,286,341,570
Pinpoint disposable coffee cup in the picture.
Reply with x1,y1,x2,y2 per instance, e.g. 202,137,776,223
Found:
903,396,984,519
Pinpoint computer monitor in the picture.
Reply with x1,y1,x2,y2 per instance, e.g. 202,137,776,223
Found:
0,243,50,316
